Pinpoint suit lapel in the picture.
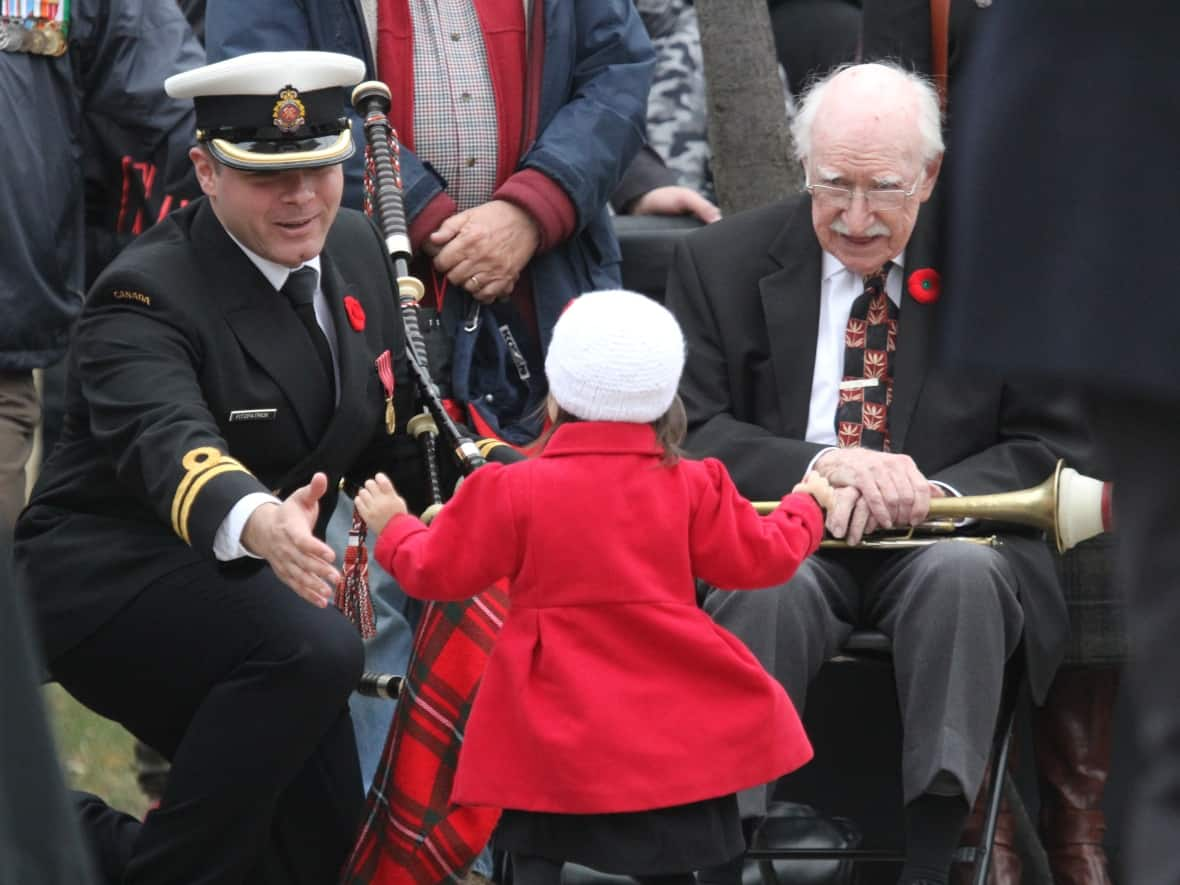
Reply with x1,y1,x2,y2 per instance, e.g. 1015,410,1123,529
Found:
760,199,823,439
193,204,334,445
891,193,942,453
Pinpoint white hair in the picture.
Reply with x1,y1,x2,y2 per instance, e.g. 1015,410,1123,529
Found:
790,62,945,167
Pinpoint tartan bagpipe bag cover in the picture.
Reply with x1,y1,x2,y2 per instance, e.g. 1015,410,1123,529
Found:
340,583,509,885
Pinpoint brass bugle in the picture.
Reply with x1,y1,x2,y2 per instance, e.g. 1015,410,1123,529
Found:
752,460,1112,553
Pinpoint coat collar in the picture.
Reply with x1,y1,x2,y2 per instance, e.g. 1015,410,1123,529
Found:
540,421,664,458
756,192,942,452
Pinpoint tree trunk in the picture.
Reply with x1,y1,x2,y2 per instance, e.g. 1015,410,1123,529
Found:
696,0,802,216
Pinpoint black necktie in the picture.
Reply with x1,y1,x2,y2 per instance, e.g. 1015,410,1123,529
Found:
281,266,335,398
835,266,898,451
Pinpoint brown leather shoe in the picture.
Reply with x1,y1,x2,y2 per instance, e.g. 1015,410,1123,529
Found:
1033,667,1118,885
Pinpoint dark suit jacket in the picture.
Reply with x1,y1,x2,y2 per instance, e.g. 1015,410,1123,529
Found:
664,193,1075,701
15,198,423,661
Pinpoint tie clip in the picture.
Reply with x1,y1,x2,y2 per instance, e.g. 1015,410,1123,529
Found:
839,378,880,391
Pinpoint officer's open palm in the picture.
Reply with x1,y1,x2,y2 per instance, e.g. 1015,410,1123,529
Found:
243,472,340,607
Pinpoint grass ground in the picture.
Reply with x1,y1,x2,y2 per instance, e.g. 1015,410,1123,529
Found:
43,684,151,820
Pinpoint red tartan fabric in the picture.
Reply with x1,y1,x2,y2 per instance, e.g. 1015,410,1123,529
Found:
340,583,509,885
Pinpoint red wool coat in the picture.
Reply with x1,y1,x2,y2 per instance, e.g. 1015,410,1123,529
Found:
374,421,824,814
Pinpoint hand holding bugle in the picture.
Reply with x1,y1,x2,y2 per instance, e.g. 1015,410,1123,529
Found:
751,461,1112,553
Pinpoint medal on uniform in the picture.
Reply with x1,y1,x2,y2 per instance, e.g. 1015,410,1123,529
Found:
1,0,70,57
375,350,397,435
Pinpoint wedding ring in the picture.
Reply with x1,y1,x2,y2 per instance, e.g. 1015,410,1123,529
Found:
469,273,481,289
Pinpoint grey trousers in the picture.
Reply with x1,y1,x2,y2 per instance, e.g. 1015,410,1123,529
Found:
702,541,1024,817
0,370,38,529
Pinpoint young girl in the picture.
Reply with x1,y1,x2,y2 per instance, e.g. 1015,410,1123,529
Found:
356,289,835,885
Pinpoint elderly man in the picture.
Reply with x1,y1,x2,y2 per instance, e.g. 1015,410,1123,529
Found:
665,63,1073,885
14,52,427,885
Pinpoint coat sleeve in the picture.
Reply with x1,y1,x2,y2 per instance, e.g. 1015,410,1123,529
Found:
688,459,824,590
75,278,271,554
373,463,523,601
519,0,655,231
929,381,1083,496
77,0,204,202
665,237,828,499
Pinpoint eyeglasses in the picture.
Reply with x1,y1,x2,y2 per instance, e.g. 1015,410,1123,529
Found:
805,176,923,212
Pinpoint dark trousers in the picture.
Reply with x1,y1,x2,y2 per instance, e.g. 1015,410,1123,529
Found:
51,560,365,885
1092,393,1180,885
703,540,1024,815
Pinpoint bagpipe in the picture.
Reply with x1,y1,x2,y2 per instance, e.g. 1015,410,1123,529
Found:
335,82,511,885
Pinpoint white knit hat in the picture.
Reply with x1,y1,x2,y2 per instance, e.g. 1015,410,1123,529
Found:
545,289,686,423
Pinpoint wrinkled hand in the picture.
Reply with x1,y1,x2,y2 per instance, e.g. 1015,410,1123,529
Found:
628,186,721,224
430,200,540,302
813,448,934,544
791,470,836,514
242,472,339,607
355,472,408,536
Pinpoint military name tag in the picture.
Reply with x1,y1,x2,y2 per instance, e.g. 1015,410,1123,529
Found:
228,408,277,423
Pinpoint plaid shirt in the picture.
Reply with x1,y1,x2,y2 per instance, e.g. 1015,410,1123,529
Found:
411,1,499,211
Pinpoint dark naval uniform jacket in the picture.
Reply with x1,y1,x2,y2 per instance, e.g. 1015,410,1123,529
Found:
15,198,422,662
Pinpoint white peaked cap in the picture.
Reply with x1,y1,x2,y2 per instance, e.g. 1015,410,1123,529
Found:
164,51,365,171
165,51,364,99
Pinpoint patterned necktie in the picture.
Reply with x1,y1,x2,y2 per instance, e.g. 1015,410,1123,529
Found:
835,266,898,451
282,266,336,398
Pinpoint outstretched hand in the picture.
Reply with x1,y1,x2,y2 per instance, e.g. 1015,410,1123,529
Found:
242,472,339,607
355,472,408,536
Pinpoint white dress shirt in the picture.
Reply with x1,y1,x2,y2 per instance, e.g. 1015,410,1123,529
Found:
212,237,341,561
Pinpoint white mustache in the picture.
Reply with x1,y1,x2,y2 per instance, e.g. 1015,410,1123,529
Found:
831,218,891,238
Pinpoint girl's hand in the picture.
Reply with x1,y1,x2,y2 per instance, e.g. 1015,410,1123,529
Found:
792,471,836,514
355,472,408,535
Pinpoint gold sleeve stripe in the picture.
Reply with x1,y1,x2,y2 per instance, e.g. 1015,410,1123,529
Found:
477,438,510,459
171,446,254,544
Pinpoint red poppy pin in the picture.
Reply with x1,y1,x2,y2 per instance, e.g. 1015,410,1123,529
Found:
343,295,365,331
907,268,941,304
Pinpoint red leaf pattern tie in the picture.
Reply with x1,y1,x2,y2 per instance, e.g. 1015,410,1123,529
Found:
835,267,898,451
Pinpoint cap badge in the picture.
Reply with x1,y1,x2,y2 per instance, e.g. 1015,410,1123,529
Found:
272,86,307,135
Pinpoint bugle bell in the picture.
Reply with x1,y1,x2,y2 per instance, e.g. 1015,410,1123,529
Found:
753,460,1112,553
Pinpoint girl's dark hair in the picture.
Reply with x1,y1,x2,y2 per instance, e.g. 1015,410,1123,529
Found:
536,395,687,464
